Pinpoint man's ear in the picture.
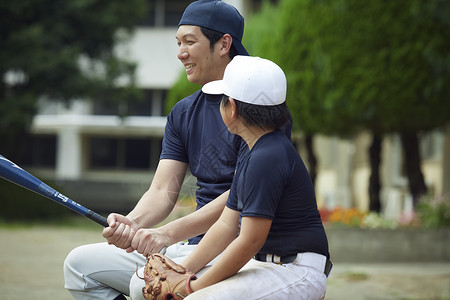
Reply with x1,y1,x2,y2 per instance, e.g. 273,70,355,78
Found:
218,34,233,57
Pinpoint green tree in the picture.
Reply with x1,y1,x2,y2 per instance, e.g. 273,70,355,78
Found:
246,0,450,211
245,0,345,186
325,0,450,207
0,0,147,160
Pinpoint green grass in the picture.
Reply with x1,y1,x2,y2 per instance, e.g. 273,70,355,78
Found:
342,271,369,282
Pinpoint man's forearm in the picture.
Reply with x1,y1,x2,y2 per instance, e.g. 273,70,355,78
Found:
126,159,189,229
127,187,178,228
159,190,230,244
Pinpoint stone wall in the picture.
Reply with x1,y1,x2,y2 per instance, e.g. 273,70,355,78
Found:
326,227,450,262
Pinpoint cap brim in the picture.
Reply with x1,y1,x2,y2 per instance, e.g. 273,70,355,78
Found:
202,80,225,95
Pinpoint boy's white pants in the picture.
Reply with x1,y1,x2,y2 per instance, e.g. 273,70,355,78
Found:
64,242,327,300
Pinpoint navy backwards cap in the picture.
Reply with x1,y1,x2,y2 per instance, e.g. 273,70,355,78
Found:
178,0,249,56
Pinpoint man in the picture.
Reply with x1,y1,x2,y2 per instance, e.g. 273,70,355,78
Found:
64,1,259,299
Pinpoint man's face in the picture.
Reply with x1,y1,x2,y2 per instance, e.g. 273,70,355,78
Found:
176,25,223,86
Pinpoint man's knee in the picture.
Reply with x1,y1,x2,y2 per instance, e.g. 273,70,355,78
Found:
64,243,128,299
64,244,92,289
64,243,111,290
129,267,146,300
64,245,85,273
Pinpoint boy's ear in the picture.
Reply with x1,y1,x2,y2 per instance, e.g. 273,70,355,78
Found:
229,98,237,119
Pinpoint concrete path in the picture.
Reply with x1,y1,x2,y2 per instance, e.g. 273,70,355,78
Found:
326,262,450,300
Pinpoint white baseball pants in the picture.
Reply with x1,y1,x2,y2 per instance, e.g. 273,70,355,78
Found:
64,242,327,300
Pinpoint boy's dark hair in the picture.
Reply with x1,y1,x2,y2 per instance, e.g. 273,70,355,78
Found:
221,96,290,130
200,27,238,59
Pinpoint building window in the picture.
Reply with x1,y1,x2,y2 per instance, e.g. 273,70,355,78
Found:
128,89,167,116
92,99,120,116
88,136,162,170
164,0,187,26
92,89,167,117
16,134,57,168
140,1,156,26
89,137,118,168
139,0,186,27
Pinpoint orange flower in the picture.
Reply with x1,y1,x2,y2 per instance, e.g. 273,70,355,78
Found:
319,207,368,227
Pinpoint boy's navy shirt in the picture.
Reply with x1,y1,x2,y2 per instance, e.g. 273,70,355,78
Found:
161,90,293,245
227,130,329,258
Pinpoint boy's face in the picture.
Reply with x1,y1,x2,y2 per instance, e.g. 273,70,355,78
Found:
176,25,224,86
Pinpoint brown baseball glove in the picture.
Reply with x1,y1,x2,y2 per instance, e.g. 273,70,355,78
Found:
140,253,196,300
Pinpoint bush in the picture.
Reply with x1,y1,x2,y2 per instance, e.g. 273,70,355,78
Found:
416,194,450,228
0,179,74,222
320,193,450,229
361,212,398,229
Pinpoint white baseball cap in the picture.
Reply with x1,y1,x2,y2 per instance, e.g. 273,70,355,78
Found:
202,56,287,106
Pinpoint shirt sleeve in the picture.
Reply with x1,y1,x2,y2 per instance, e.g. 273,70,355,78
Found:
226,175,238,211
160,106,189,163
226,143,288,220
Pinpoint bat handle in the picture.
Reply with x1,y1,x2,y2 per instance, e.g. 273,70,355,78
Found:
86,210,109,227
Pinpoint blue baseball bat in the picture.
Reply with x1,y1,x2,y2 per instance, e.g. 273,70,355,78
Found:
0,154,108,227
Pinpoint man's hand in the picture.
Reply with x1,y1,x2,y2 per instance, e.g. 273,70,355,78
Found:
103,213,139,250
130,227,173,257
